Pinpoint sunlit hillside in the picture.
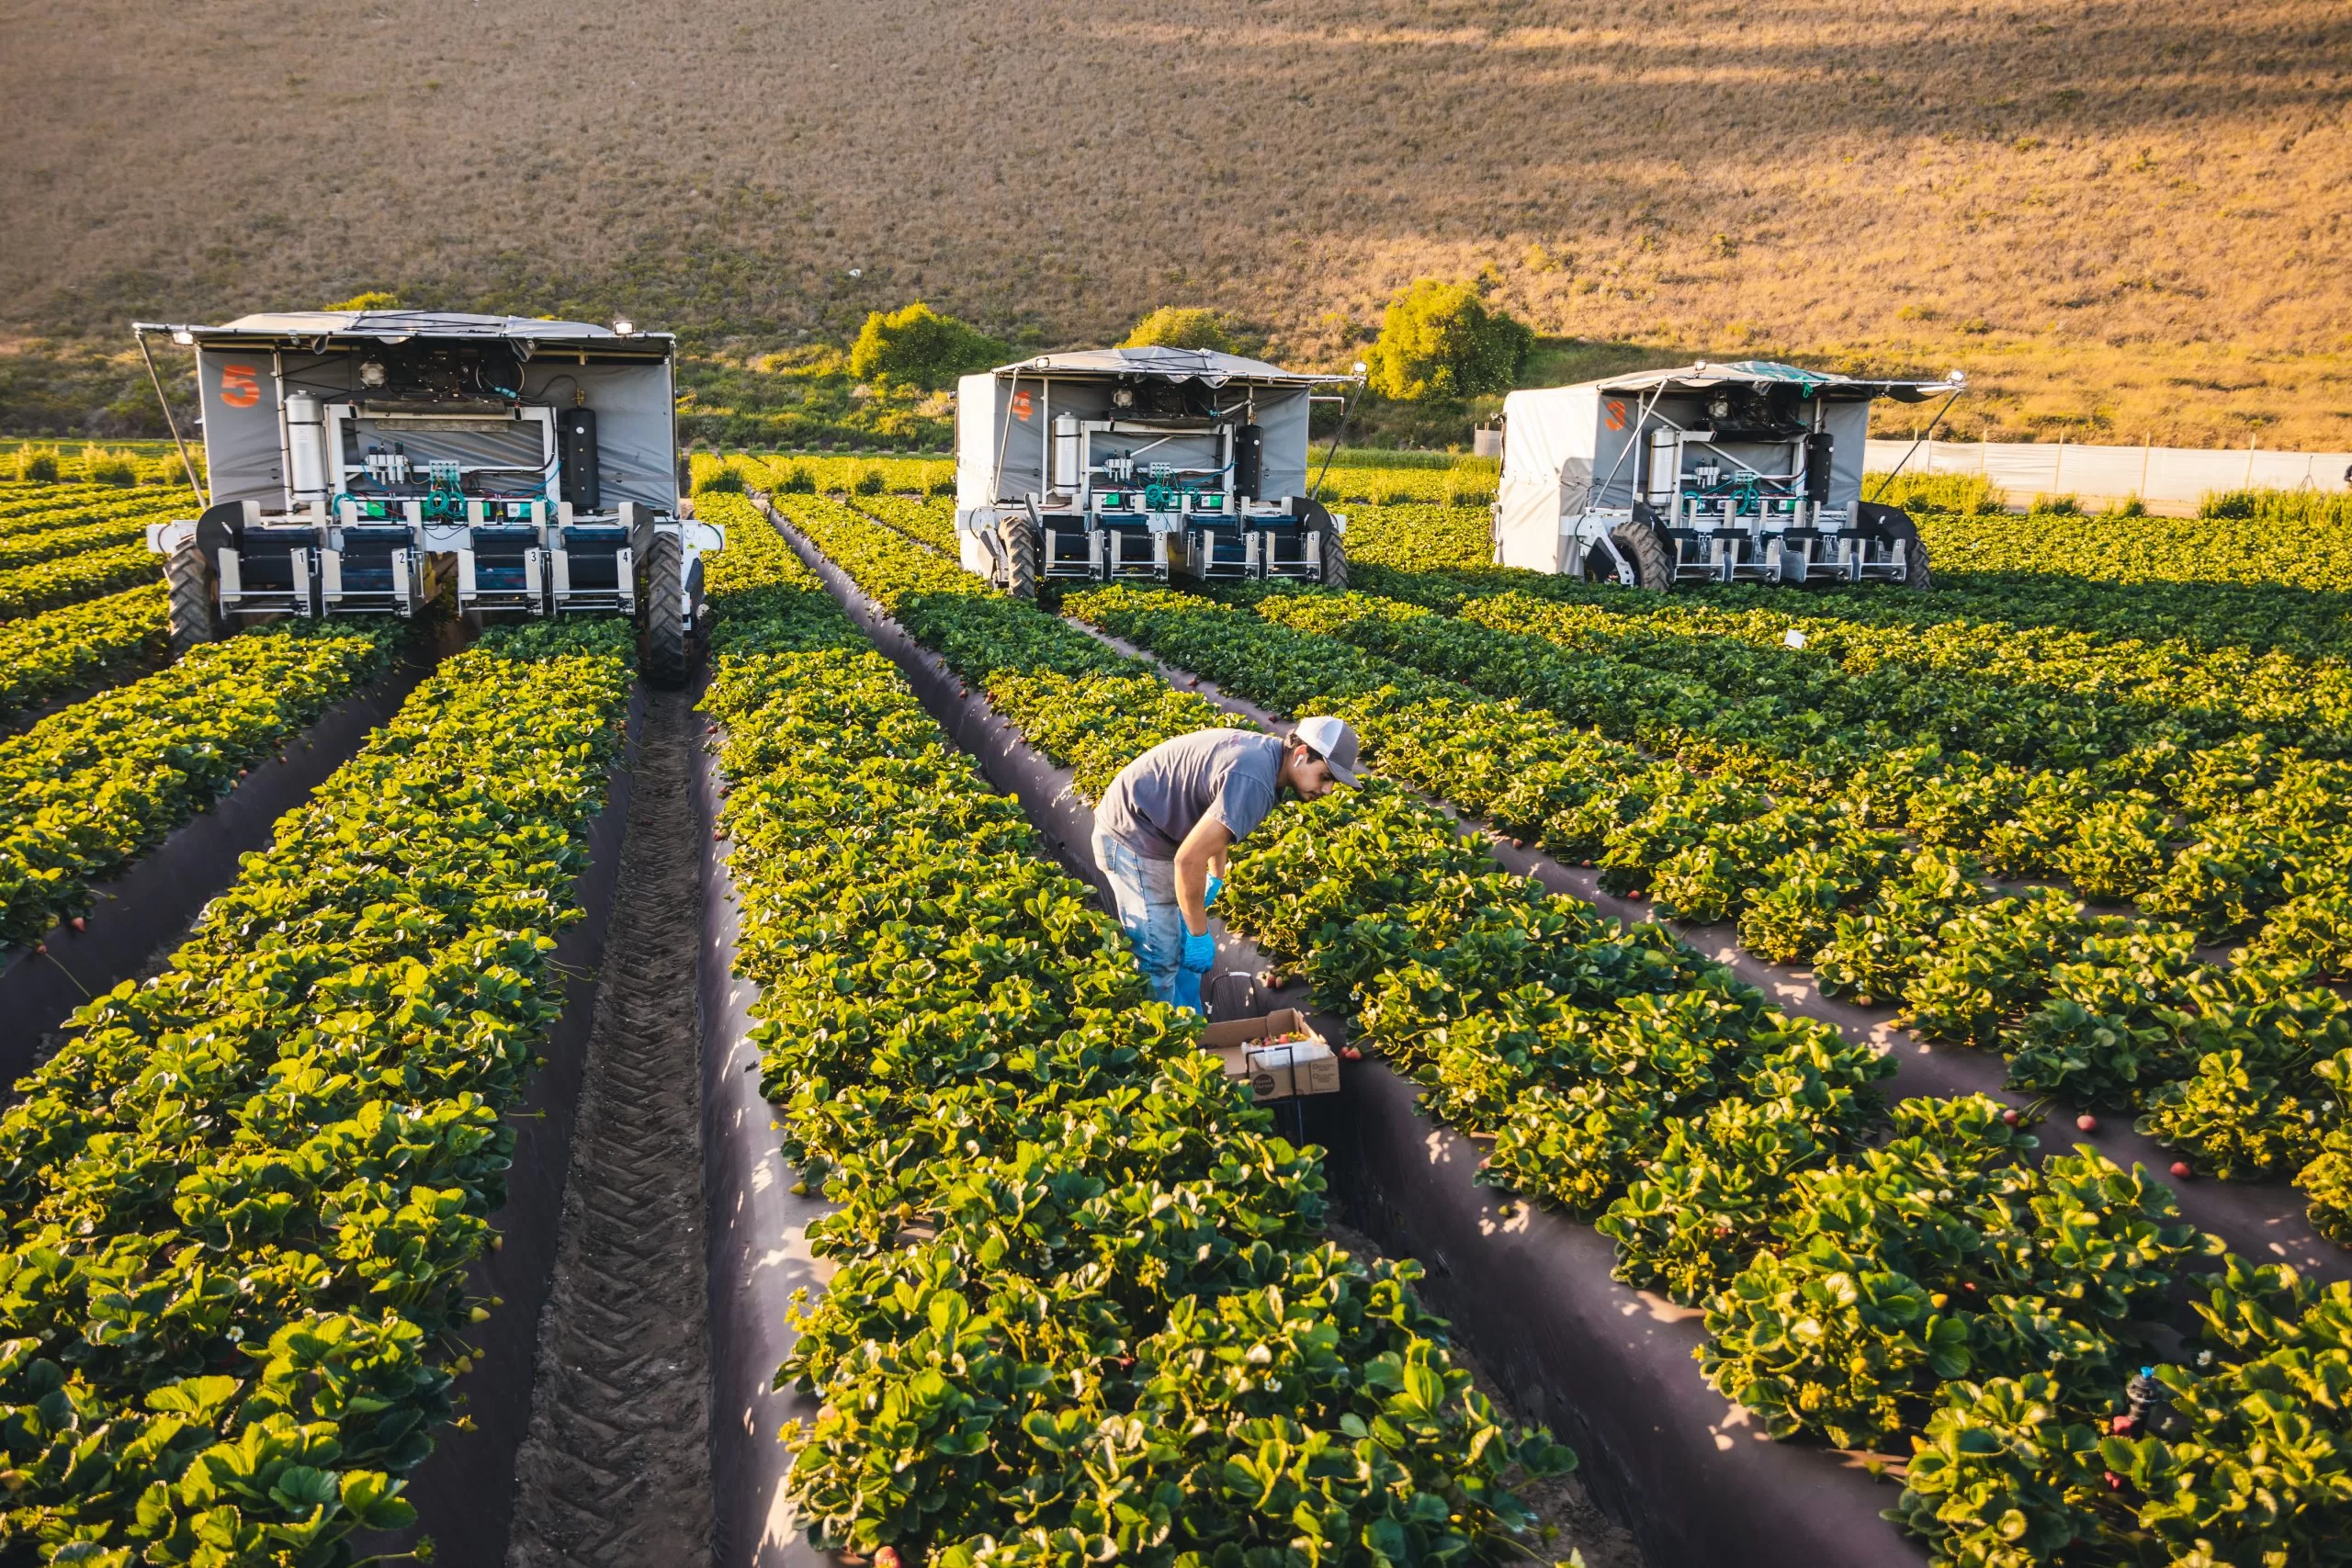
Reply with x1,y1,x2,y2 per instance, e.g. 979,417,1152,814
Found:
3,0,2346,444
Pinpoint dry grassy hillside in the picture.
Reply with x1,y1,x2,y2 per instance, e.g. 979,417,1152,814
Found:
3,0,2346,445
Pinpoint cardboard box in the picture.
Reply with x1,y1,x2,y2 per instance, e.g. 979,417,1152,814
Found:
1201,1008,1342,1100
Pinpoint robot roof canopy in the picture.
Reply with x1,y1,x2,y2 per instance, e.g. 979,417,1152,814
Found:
988,346,1354,389
133,310,673,355
1579,359,1962,403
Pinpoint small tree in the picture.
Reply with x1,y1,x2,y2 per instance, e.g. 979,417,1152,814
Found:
1365,280,1533,401
850,303,1007,390
1120,307,1234,353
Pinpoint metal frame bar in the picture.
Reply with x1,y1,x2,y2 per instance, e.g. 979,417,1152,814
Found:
131,327,207,508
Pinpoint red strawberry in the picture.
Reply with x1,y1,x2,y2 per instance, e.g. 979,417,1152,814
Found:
2076,1114,2098,1133
2171,1161,2194,1180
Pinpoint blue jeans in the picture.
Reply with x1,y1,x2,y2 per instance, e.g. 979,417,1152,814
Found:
1094,827,1188,1007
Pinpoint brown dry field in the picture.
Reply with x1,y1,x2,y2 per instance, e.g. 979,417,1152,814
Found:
3,0,2347,446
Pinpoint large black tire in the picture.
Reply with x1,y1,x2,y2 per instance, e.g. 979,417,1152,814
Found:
164,538,220,657
1857,502,1935,590
641,530,691,689
998,513,1037,600
1583,518,1674,590
1316,522,1349,590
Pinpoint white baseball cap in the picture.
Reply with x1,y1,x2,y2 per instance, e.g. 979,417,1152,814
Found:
1291,716,1362,787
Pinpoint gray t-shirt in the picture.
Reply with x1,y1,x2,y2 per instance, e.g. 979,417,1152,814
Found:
1096,728,1284,860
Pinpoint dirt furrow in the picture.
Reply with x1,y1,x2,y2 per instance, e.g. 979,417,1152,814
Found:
504,688,714,1568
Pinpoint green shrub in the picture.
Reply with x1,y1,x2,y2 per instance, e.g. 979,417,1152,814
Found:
1120,306,1234,353
140,451,198,488
1862,470,2006,515
852,466,887,495
2200,487,2352,528
778,462,818,493
689,452,747,495
1365,279,1533,402
848,302,1007,390
12,446,60,484
77,446,138,487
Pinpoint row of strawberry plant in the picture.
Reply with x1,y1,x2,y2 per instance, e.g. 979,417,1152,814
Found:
707,507,1576,1564
0,617,633,1563
768,491,1141,684
842,491,957,553
783,489,2352,1567
1243,584,2352,964
1310,457,1497,509
0,486,186,524
693,490,873,659
0,483,124,517
1479,581,2342,761
0,491,185,537
1351,540,2352,667
0,543,161,620
1340,504,1492,571
1235,584,2352,1187
1227,785,2352,1568
1919,490,2352,593
0,583,169,726
0,623,395,943
1068,587,2352,1229
0,515,162,572
1286,572,2350,779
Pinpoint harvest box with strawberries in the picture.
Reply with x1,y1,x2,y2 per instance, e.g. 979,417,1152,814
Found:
1200,1008,1342,1100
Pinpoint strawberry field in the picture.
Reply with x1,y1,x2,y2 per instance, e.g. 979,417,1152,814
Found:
0,620,632,1559
743,471,2352,1568
1,456,2350,1568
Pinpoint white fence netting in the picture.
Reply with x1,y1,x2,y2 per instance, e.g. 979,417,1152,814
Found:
1863,439,2352,513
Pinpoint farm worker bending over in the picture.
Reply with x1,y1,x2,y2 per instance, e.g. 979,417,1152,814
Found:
1091,716,1362,1013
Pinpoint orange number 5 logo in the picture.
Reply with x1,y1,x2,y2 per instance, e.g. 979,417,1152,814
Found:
1605,400,1628,431
219,363,261,409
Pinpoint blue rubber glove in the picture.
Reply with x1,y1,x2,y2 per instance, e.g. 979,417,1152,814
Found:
1172,965,1204,1015
1181,930,1217,973
1204,873,1225,908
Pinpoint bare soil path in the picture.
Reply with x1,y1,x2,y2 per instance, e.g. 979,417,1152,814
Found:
504,689,714,1568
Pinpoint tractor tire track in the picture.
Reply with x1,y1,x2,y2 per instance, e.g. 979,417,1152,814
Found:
505,688,713,1568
